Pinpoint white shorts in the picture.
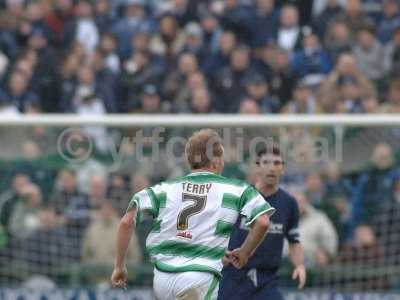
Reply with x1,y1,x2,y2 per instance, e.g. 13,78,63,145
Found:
153,268,219,300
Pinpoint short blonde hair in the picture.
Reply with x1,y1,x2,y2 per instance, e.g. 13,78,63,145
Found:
185,129,223,169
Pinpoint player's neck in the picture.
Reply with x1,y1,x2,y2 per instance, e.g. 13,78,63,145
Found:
190,168,216,174
256,183,279,197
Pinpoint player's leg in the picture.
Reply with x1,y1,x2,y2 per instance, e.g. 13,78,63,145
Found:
251,278,284,300
153,268,177,300
175,271,218,300
176,272,219,300
218,267,255,300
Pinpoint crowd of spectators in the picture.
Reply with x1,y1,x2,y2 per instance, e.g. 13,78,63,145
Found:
0,135,399,289
1,0,400,291
1,0,400,115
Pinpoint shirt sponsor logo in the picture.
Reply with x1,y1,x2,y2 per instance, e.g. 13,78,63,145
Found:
176,231,193,239
268,222,284,234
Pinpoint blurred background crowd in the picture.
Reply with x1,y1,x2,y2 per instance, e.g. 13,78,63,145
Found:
1,0,400,115
0,0,400,292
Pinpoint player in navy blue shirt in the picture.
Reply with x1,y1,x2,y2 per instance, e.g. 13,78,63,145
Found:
218,146,306,299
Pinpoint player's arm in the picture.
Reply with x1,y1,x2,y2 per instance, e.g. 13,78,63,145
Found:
228,185,276,269
286,197,306,289
228,213,270,269
289,242,306,289
111,204,138,288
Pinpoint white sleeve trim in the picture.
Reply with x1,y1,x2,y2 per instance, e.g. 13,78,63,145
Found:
245,207,276,227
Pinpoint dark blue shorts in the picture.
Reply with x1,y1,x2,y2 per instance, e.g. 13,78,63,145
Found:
218,266,284,300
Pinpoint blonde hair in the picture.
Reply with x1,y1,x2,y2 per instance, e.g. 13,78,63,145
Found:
185,129,223,169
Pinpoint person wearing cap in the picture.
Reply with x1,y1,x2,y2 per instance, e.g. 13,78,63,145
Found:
137,84,162,113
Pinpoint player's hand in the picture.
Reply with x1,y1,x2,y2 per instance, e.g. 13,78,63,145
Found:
222,250,232,267
111,266,128,289
230,248,250,269
292,265,306,289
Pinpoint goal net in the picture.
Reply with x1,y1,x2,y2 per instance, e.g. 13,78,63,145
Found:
0,114,399,292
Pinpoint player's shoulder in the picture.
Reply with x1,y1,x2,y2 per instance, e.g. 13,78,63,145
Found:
165,172,248,188
277,188,298,206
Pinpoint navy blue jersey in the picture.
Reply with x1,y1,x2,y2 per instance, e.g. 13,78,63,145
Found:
227,188,300,272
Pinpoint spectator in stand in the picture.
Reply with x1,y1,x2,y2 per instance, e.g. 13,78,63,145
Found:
8,183,42,239
290,191,338,268
318,53,376,112
22,207,72,276
243,72,279,113
62,0,100,55
337,76,365,113
98,33,120,75
313,0,344,38
352,143,400,226
337,224,387,290
150,13,185,65
333,0,372,37
214,45,254,112
120,50,163,112
269,47,297,106
250,0,278,48
322,161,354,242
181,22,206,64
0,89,18,115
163,52,198,102
189,87,214,114
275,5,302,52
93,0,113,33
199,11,222,57
88,174,107,211
382,78,400,113
107,174,130,217
377,0,400,45
239,98,261,114
282,80,321,114
111,0,151,58
27,27,60,113
204,30,237,78
45,0,74,47
220,0,253,44
372,177,400,266
50,169,88,214
353,26,386,81
82,201,141,275
134,84,164,114
4,70,39,112
291,27,332,80
324,20,352,64
174,70,207,109
60,63,116,113
384,27,400,75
